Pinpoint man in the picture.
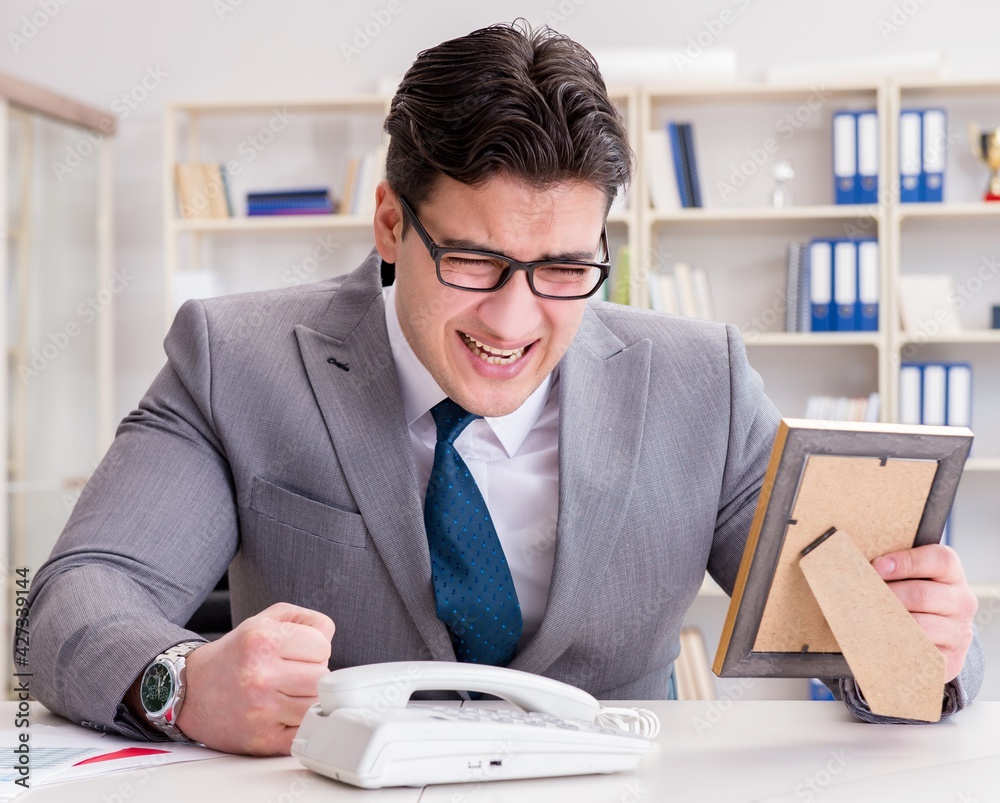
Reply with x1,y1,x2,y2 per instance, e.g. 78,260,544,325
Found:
26,22,981,756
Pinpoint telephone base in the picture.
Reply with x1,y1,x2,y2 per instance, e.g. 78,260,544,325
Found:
292,704,653,789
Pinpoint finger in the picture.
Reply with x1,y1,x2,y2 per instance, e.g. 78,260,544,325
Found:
258,602,337,641
907,611,972,649
274,664,330,699
275,693,323,730
236,621,332,666
264,620,333,663
884,578,969,617
872,544,965,584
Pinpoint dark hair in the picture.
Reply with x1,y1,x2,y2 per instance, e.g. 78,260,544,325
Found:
383,20,633,220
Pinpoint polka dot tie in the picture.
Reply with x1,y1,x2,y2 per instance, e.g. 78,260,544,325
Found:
424,398,523,666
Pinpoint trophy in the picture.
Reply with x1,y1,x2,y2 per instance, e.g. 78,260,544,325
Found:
968,124,1000,201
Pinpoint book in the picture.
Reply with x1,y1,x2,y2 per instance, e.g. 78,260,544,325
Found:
679,123,704,208
897,275,961,336
785,243,803,333
645,129,681,211
667,123,693,208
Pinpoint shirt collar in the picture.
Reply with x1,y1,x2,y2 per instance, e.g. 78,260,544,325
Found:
383,283,554,457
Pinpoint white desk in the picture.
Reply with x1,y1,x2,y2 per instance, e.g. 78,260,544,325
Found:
10,701,1000,802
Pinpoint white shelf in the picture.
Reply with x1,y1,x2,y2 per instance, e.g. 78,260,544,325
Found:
898,330,1000,345
643,81,880,103
170,214,373,234
965,458,1000,472
170,95,388,115
898,202,1000,221
648,205,881,225
742,332,882,347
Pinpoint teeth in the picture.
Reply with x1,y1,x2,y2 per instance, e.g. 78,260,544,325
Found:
462,333,526,364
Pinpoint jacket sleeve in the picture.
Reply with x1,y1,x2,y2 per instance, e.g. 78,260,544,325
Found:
24,300,235,738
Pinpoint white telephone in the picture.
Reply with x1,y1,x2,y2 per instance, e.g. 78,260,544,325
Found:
292,661,659,789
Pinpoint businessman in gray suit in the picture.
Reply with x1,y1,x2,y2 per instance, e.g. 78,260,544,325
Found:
27,22,981,756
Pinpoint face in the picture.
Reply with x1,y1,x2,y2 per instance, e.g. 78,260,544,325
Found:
374,174,607,418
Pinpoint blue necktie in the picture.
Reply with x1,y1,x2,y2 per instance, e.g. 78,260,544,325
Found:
425,399,522,665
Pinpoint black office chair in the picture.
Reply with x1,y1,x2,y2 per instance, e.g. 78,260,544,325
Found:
184,572,232,641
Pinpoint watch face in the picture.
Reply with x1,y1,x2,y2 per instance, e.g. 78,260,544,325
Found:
140,662,175,717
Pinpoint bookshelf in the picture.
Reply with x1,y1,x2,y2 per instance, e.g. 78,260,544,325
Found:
163,82,998,696
162,89,642,332
886,79,1000,601
639,80,1000,703
163,95,392,329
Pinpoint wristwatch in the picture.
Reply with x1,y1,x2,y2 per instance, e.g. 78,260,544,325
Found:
139,641,204,742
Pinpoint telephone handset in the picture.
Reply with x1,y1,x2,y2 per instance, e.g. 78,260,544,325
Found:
292,661,659,789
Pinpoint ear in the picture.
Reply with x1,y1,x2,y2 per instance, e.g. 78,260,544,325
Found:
373,180,402,264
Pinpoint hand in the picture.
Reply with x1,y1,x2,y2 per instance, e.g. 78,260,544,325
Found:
177,602,335,755
872,544,977,684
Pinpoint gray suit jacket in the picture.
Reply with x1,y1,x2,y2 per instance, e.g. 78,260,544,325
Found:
26,250,983,737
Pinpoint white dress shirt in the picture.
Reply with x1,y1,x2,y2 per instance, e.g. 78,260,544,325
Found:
383,284,559,643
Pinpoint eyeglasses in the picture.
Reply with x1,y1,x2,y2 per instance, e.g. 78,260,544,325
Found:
398,195,610,300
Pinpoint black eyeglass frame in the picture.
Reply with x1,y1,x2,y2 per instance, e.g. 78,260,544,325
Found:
397,195,611,300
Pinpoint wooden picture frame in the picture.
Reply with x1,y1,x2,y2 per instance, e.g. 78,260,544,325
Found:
713,418,973,679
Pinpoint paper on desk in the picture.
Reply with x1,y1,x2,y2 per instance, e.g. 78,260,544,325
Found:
0,722,226,799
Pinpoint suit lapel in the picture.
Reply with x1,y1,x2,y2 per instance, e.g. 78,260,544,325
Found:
294,254,455,662
510,307,651,677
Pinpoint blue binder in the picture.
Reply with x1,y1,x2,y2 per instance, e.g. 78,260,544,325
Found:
680,123,704,208
808,239,833,331
856,110,879,204
667,123,692,208
833,240,859,331
899,110,923,203
856,239,879,331
921,108,947,203
833,112,858,204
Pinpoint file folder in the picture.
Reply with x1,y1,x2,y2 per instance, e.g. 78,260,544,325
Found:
833,112,858,204
833,240,859,331
809,240,833,331
921,363,947,426
921,108,947,203
946,363,972,428
856,111,879,204
857,240,879,331
898,364,922,425
899,110,922,203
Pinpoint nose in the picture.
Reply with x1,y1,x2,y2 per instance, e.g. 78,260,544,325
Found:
476,269,543,340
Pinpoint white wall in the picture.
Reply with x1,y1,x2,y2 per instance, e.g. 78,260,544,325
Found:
3,0,999,700
3,0,1000,411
